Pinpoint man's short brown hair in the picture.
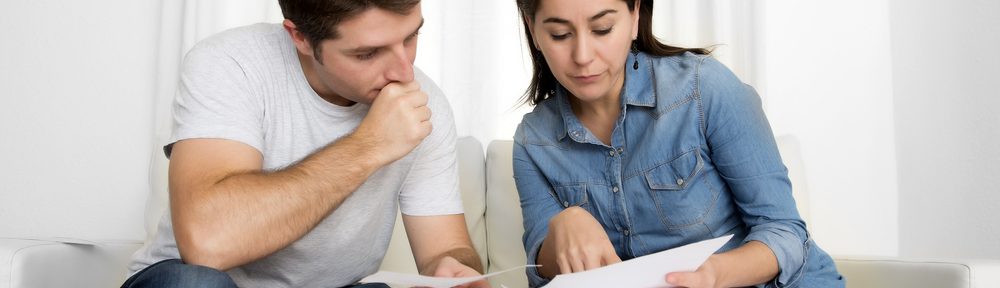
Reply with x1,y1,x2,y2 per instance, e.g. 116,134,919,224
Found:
278,0,420,61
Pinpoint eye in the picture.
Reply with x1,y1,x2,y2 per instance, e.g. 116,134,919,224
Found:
405,31,421,43
550,32,571,41
593,27,613,35
356,50,378,60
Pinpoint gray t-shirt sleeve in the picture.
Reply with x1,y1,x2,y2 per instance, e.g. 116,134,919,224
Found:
165,41,264,157
397,70,464,216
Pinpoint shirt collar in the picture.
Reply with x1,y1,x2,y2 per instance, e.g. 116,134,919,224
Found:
623,51,656,108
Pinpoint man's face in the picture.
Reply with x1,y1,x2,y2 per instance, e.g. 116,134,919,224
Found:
296,4,423,105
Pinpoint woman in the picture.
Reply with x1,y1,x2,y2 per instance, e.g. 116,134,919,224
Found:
511,0,845,287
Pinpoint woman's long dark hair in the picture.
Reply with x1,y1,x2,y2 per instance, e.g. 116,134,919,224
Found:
515,0,711,106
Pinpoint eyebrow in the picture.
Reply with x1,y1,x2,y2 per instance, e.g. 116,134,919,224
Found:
344,18,425,54
542,9,618,25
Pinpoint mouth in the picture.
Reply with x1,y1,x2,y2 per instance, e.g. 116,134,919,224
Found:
571,73,602,84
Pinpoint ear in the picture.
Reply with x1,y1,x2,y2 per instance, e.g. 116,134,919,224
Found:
524,15,541,50
631,0,641,40
283,19,315,57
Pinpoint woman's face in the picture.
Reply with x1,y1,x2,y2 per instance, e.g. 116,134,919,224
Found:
529,0,639,103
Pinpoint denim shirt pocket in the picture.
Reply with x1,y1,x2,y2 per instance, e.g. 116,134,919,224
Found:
644,148,716,228
552,184,589,209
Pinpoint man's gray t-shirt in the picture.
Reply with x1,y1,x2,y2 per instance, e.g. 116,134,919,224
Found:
128,23,464,287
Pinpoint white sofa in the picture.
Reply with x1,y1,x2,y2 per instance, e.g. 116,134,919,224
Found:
2,136,999,288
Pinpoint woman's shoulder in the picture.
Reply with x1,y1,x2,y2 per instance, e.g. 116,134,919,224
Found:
514,97,563,146
649,52,740,85
649,52,747,103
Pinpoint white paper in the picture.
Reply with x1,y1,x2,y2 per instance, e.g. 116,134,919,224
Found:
360,265,537,288
543,234,734,288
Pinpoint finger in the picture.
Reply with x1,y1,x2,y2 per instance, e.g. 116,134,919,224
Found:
400,80,421,92
468,279,490,288
665,271,697,287
557,255,572,275
583,252,602,271
419,121,433,138
380,81,405,96
568,252,586,273
602,250,622,265
408,90,428,108
416,105,432,122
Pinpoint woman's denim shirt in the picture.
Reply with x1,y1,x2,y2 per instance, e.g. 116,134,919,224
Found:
513,52,844,287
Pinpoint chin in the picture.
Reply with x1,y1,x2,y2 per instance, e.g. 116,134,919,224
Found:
566,86,608,102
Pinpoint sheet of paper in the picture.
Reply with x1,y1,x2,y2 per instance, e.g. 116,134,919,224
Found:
543,234,734,288
360,265,537,288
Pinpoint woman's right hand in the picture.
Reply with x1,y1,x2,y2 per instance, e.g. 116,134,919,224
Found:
537,206,622,278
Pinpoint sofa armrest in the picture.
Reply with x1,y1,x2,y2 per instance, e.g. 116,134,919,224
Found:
0,238,142,288
835,255,1000,288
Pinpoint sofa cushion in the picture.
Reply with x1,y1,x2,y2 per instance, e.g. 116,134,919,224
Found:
484,140,530,287
835,256,1000,288
0,238,140,288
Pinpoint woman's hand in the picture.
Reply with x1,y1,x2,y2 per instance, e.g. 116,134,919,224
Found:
665,255,721,288
665,240,778,287
538,206,622,278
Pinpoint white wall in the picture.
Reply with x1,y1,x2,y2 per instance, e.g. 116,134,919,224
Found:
0,0,160,240
890,0,1000,259
762,0,900,256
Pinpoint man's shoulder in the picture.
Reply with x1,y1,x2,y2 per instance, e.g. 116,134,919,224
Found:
187,23,289,59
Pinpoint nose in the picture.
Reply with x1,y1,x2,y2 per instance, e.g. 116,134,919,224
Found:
384,44,414,83
572,33,595,66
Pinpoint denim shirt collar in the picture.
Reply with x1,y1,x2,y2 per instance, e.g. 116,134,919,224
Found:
555,51,655,143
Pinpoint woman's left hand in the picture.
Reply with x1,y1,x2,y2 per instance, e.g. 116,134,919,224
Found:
664,255,721,288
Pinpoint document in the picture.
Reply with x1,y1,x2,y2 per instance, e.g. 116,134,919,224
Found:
360,234,731,288
360,265,536,288
543,234,733,288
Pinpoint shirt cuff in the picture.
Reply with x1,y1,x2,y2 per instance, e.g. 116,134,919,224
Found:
524,234,551,287
744,229,810,287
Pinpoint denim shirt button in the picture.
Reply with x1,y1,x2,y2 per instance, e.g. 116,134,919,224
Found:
617,147,624,154
563,201,569,207
676,178,685,185
608,150,616,157
612,186,619,193
623,229,630,236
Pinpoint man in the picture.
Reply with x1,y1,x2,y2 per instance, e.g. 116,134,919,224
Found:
121,1,487,287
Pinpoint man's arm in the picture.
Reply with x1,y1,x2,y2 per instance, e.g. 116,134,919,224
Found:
402,214,484,276
171,82,431,271
170,136,377,271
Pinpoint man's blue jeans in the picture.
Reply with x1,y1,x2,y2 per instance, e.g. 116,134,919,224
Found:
120,259,390,288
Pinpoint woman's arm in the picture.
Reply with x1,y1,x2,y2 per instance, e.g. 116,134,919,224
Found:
666,241,778,287
513,141,621,286
694,57,809,287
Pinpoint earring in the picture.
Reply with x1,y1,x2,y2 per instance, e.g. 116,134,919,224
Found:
631,41,639,70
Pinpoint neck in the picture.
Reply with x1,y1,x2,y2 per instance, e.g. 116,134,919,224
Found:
569,72,626,145
569,71,626,123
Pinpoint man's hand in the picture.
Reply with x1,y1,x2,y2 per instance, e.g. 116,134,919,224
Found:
430,256,491,288
538,206,622,278
352,81,432,167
